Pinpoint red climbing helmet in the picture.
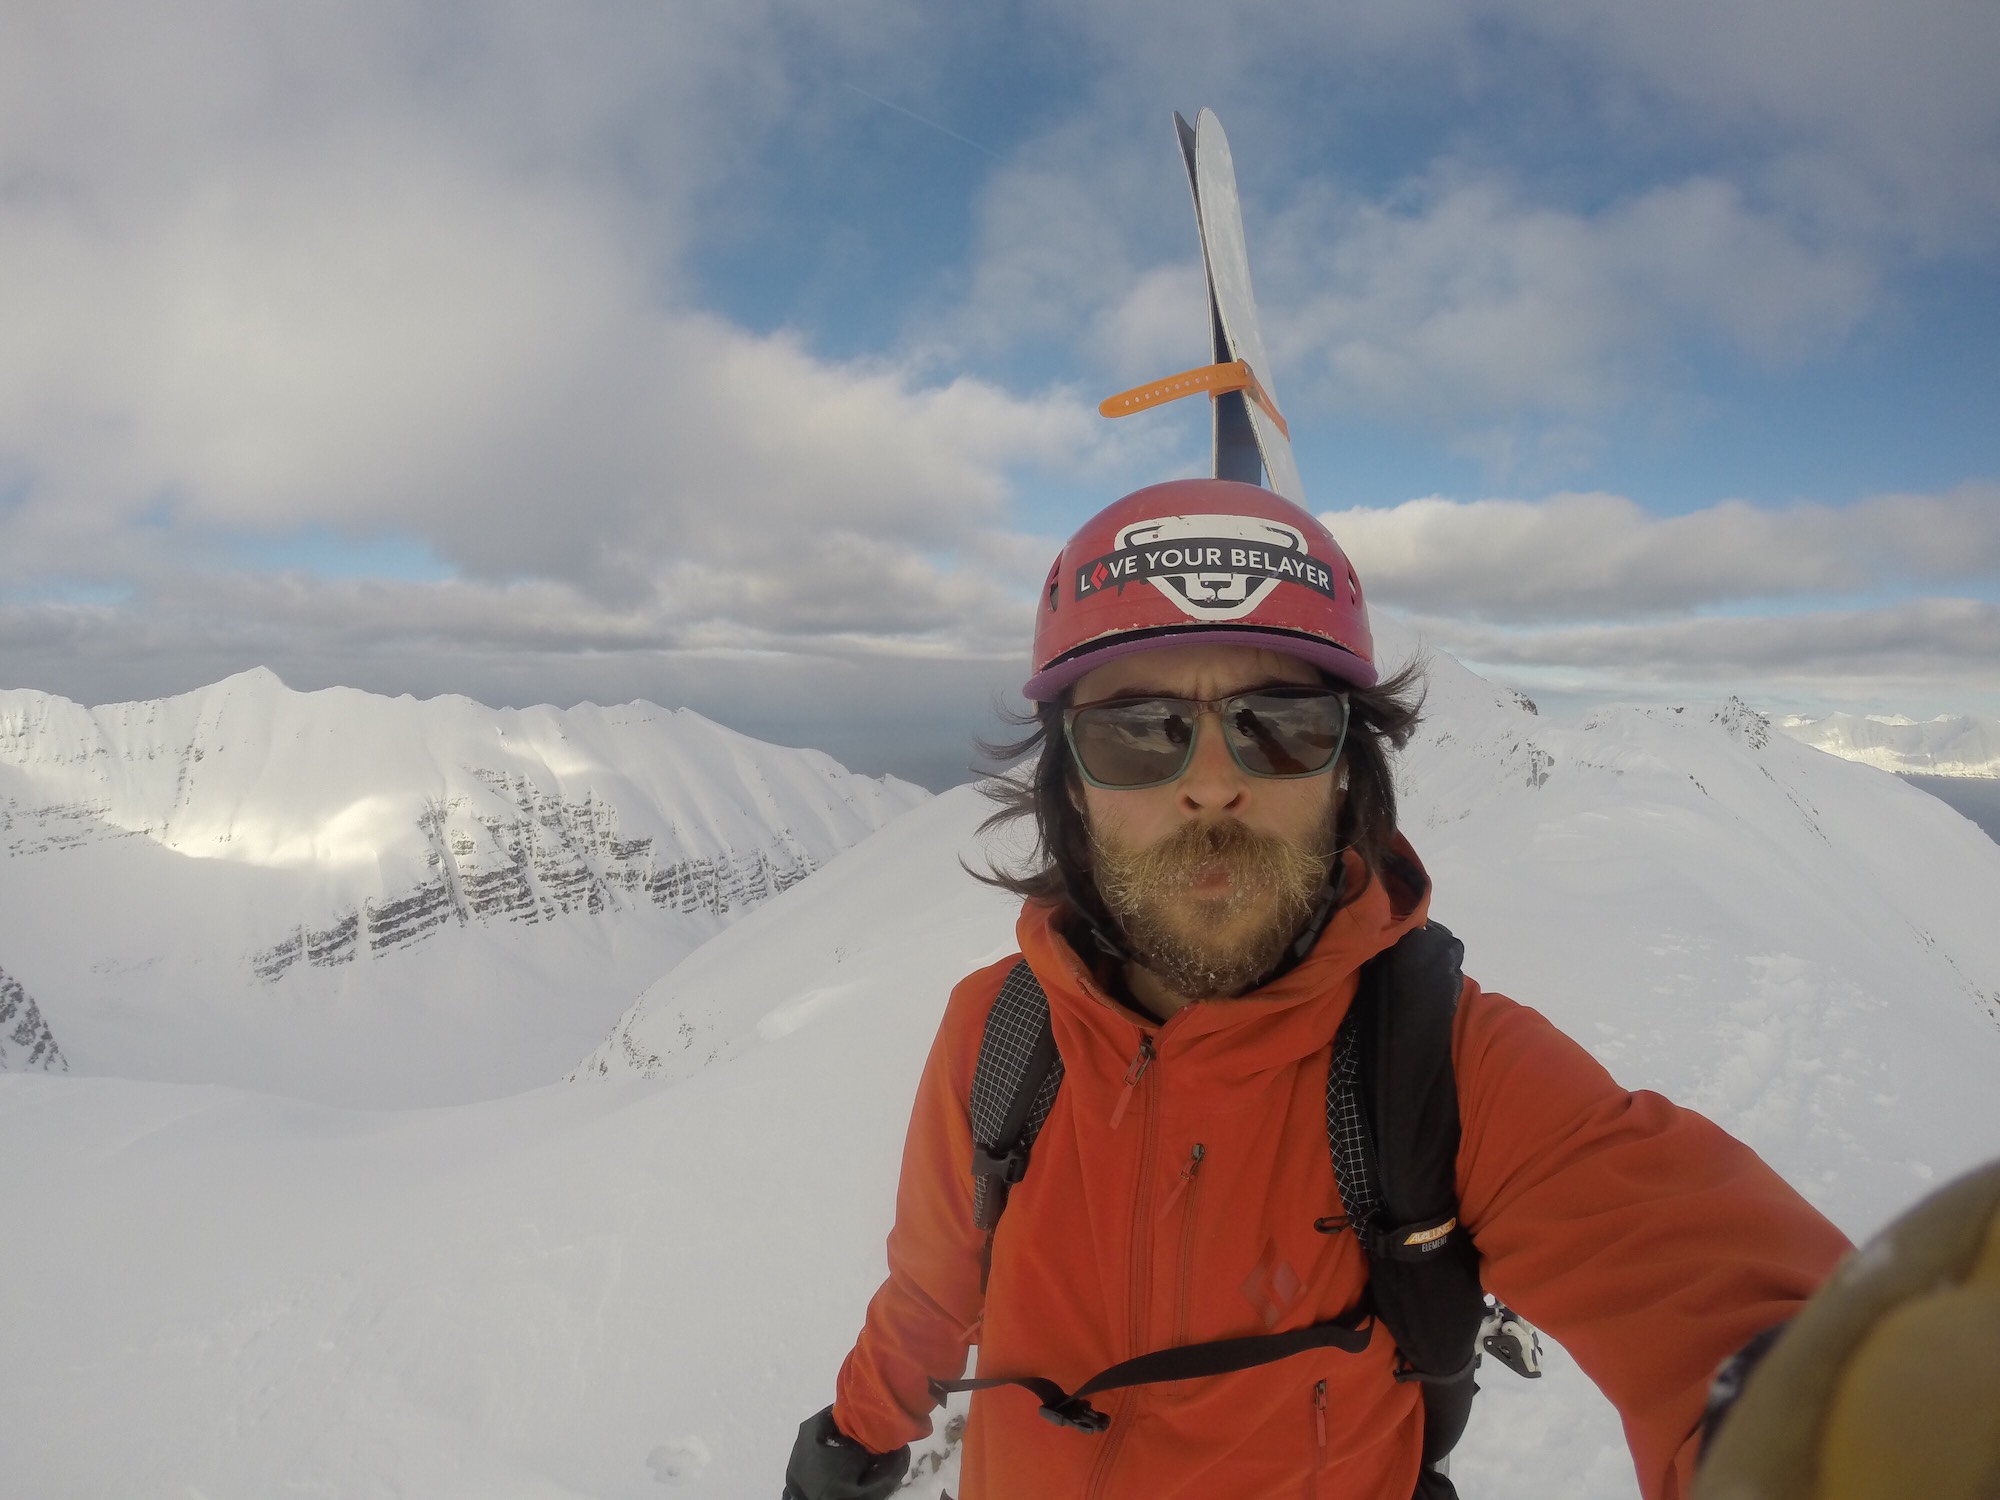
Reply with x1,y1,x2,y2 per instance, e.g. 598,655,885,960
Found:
1024,478,1375,702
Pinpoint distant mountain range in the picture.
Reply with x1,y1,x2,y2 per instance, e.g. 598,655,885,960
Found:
1779,711,2000,777
1776,711,2000,841
584,630,2000,1100
0,669,925,1103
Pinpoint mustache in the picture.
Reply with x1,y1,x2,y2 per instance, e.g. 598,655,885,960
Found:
1094,819,1330,905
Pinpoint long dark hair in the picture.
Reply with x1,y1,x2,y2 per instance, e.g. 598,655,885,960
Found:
972,656,1428,917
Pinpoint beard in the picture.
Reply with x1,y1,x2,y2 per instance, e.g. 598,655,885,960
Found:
1089,814,1337,1002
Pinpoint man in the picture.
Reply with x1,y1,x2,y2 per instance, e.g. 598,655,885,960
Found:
784,478,1851,1500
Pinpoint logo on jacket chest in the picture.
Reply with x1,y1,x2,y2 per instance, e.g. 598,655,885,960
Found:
1240,1236,1307,1328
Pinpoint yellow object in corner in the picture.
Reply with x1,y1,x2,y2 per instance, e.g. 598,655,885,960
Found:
1695,1157,2000,1500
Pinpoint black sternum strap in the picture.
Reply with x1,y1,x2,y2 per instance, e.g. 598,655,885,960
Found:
928,1305,1376,1433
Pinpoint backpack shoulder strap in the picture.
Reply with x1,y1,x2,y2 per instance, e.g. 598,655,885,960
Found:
1360,920,1470,1259
968,960,1065,1233
1324,921,1469,1253
1327,921,1489,1477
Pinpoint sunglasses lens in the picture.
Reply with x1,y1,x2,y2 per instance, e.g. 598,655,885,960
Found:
1223,690,1348,776
1067,700,1199,788
1066,689,1347,788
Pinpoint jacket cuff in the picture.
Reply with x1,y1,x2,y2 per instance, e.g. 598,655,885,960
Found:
1698,1321,1790,1461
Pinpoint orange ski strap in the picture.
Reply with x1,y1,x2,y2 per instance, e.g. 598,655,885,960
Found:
1098,359,1289,439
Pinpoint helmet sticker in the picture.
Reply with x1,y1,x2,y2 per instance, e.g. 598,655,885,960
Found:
1073,513,1338,622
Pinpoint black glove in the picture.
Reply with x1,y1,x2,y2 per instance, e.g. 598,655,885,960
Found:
781,1406,911,1500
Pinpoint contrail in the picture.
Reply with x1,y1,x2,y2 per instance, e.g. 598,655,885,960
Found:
843,83,1003,161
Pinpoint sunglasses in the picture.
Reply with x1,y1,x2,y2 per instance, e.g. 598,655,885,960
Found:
1063,686,1350,790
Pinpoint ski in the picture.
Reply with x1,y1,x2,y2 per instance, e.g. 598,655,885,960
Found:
1184,108,1307,504
1102,109,1309,504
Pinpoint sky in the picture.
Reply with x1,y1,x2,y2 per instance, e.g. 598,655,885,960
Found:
2,0,1997,788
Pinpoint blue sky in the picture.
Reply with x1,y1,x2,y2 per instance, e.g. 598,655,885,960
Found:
1,0,1996,786
692,19,2000,508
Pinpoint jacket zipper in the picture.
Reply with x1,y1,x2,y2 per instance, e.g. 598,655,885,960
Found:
1156,1140,1205,1220
1084,1031,1161,1500
1306,1379,1328,1499
1164,1143,1206,1344
1107,1035,1154,1130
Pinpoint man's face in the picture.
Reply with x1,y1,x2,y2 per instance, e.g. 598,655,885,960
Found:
1071,643,1342,1002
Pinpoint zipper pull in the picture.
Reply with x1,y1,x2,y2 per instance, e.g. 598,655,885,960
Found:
1314,1379,1328,1452
1107,1035,1155,1130
1155,1142,1207,1220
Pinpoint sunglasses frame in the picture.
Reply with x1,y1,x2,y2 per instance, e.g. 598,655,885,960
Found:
1062,685,1350,791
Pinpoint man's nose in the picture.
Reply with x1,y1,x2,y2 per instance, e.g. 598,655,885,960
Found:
1177,710,1247,812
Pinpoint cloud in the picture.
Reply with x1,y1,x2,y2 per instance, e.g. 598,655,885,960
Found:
0,577,1041,791
1398,598,2000,718
942,0,1998,455
1508,0,2000,254
2,512,1054,691
1334,485,2000,713
939,125,1214,386
0,153,1098,598
0,1,1124,629
0,556,1030,660
950,135,1884,468
1430,598,2000,673
954,116,1879,435
1325,485,2000,621
1268,174,1876,423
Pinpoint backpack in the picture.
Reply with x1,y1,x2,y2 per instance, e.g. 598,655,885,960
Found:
928,921,1527,1499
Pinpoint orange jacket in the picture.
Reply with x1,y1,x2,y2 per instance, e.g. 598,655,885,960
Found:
834,846,1850,1499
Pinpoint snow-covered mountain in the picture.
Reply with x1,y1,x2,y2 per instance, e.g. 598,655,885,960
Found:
0,963,64,1071
0,669,925,1103
3,638,1998,1500
1779,709,2000,777
587,641,2000,1123
562,635,2000,1496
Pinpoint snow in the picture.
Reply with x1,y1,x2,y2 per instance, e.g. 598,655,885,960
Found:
1,789,1006,1500
1778,708,2000,777
3,642,2000,1499
0,669,925,1105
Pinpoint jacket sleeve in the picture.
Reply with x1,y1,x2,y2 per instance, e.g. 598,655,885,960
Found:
1452,984,1852,1500
830,959,1007,1454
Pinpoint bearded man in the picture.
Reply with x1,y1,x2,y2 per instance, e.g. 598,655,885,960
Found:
782,479,1850,1500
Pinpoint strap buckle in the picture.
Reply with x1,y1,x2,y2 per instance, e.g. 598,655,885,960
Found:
972,1143,1032,1186
1392,1347,1480,1385
1038,1395,1110,1432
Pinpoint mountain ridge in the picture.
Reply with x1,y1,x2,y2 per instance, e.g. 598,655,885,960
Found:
0,668,926,1102
1779,709,2000,777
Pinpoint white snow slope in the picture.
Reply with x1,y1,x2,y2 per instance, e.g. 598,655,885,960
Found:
1779,709,2000,777
0,669,925,1104
3,637,1999,1500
